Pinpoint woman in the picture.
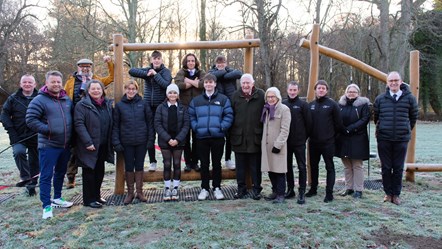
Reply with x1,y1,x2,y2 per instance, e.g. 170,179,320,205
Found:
154,84,190,201
113,80,154,205
261,87,291,204
74,80,114,208
175,53,206,172
336,83,370,198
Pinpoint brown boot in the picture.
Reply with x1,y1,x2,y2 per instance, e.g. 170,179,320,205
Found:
123,172,135,205
135,171,147,202
66,176,75,189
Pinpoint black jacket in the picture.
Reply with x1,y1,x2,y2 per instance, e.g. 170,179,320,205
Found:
335,96,370,160
128,64,172,107
374,84,418,142
113,94,155,147
208,65,242,99
154,101,190,149
74,95,114,169
309,96,344,144
1,88,38,146
282,96,312,147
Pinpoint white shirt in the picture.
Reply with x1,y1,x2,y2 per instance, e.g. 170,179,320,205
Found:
390,90,402,100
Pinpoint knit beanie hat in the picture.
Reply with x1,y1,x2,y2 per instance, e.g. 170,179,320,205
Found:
166,84,180,95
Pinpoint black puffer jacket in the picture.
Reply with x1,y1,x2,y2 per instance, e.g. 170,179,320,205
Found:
1,88,38,146
208,65,242,99
154,101,190,149
335,96,370,160
74,95,114,169
128,64,172,107
112,94,154,147
282,96,312,147
374,84,418,142
308,96,344,144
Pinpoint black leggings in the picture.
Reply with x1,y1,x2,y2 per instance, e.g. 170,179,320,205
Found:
161,149,183,181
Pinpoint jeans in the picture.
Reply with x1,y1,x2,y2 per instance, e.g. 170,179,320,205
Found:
286,144,307,191
12,143,39,181
123,144,148,172
197,138,225,190
309,142,336,193
39,147,71,208
234,152,262,194
377,140,408,196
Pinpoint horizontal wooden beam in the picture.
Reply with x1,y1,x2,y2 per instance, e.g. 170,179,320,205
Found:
143,169,236,182
109,39,261,52
299,38,387,83
405,164,442,172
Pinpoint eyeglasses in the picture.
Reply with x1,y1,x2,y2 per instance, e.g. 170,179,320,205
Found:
266,96,277,99
347,91,359,94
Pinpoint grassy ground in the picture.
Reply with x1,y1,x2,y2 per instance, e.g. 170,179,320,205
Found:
1,122,441,248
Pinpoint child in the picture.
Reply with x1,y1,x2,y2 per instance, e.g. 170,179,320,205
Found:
154,84,190,201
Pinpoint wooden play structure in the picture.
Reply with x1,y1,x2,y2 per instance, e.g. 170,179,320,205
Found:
110,24,441,194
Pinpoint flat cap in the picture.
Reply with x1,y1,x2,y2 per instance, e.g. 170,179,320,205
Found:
77,58,93,65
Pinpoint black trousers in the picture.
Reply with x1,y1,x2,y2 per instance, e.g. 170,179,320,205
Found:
268,172,286,196
123,144,148,172
197,138,225,190
234,152,262,194
184,130,199,166
82,157,105,205
147,105,158,163
309,142,335,193
286,144,307,190
377,140,408,196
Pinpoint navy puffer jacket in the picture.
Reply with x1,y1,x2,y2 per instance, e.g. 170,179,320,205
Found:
189,90,233,139
154,100,190,149
374,84,418,142
112,94,154,147
208,65,242,99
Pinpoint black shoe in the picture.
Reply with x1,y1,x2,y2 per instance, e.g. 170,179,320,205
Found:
272,195,285,204
284,188,296,199
324,193,334,203
340,189,354,196
305,189,317,197
16,179,31,187
251,191,262,200
26,184,37,196
192,163,201,172
234,192,247,199
85,202,102,208
297,189,305,205
184,164,192,172
264,192,277,201
353,191,362,199
97,198,107,204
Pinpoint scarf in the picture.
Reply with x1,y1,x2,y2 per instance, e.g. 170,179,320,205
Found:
92,96,105,106
260,103,276,123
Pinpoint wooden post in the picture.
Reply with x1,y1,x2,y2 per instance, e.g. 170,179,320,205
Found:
306,24,320,186
405,50,420,182
113,34,125,195
244,34,254,74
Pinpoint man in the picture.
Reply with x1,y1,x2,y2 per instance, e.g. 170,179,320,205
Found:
189,74,233,201
208,55,242,170
129,50,172,172
374,71,418,205
230,74,265,200
65,56,114,188
282,81,311,204
26,71,74,219
1,74,39,189
306,80,343,203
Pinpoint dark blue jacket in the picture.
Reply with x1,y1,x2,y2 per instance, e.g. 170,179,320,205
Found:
128,64,172,107
154,101,190,149
26,87,73,149
112,94,154,147
282,96,312,147
309,96,344,145
189,90,234,139
374,84,418,142
208,65,242,99
1,88,38,146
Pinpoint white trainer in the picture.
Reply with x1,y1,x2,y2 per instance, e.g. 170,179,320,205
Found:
42,206,53,219
225,160,236,170
148,162,157,172
51,197,73,208
214,187,225,200
198,189,209,201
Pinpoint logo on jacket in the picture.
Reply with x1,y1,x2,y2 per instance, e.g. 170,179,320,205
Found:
322,105,331,109
293,105,300,109
214,101,221,105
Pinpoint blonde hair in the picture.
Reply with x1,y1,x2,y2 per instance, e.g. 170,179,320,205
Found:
124,80,139,90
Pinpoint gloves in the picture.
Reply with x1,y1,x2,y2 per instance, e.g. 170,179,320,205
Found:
147,142,154,150
271,147,281,154
114,144,124,152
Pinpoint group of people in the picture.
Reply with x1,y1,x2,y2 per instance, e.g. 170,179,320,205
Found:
0,47,418,220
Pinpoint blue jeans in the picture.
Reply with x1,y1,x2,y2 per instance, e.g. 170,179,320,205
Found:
39,147,71,208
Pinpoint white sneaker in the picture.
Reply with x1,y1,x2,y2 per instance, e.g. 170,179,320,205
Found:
148,162,157,172
198,189,209,201
214,187,225,200
51,197,73,208
225,160,236,170
163,188,171,201
171,188,179,201
42,206,53,219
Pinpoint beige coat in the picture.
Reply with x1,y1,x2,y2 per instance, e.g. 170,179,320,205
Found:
261,102,291,173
